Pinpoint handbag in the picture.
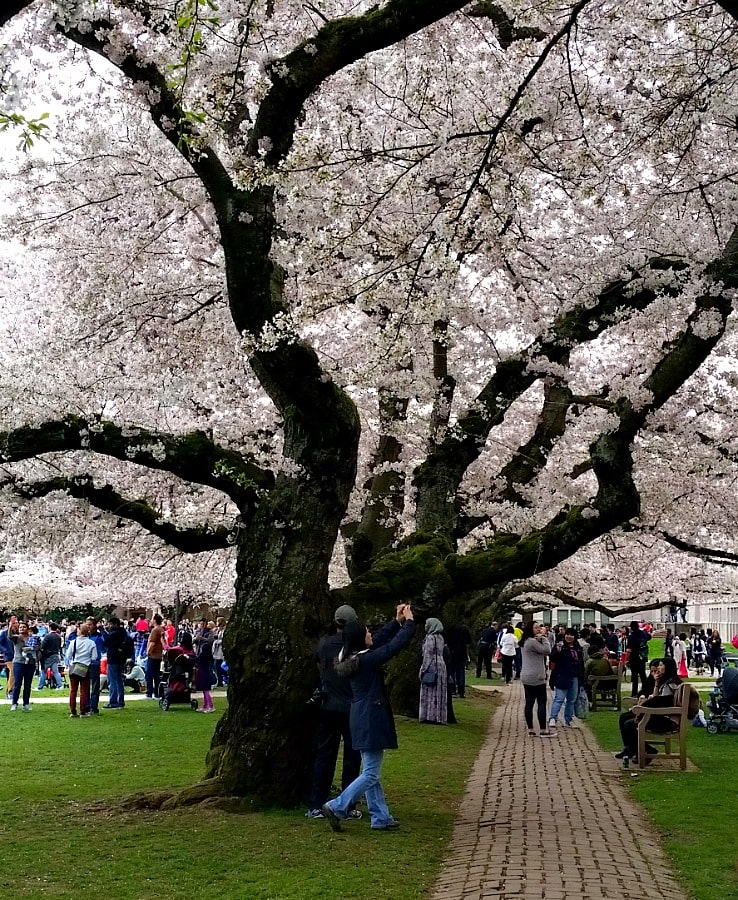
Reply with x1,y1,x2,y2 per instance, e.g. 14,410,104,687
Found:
69,639,89,679
574,687,589,719
421,670,437,686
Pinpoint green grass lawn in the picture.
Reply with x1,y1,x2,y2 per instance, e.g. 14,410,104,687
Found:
0,693,496,899
587,690,738,900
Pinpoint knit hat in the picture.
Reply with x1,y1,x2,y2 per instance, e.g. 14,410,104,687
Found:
334,605,358,626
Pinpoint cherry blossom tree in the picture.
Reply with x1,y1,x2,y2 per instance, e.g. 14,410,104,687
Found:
2,0,738,804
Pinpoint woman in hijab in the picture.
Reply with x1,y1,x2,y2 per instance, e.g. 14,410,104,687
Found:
419,617,448,724
321,603,415,832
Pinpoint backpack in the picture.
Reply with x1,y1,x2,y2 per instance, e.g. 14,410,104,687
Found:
638,632,649,660
122,634,135,661
686,684,701,720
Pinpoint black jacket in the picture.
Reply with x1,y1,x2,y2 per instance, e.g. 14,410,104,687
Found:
106,627,134,665
316,632,353,714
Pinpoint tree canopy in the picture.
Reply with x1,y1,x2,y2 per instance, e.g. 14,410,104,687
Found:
2,0,738,801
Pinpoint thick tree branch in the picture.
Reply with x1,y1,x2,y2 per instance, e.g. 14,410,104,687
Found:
0,0,33,28
458,377,574,533
500,581,668,619
343,226,738,603
251,0,472,164
466,2,547,49
4,475,235,553
414,258,681,534
647,530,738,568
0,416,272,510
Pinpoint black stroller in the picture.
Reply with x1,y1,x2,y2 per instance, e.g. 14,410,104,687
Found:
158,648,199,711
706,666,738,734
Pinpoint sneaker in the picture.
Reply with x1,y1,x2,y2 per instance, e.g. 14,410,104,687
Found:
305,809,325,819
614,749,628,759
320,803,343,833
539,731,557,737
371,820,400,831
346,809,363,820
21,705,31,711
548,718,557,728
80,713,91,718
565,721,579,728
69,712,78,718
10,704,17,711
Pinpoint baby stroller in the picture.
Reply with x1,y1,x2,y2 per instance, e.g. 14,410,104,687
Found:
706,666,738,734
158,648,199,711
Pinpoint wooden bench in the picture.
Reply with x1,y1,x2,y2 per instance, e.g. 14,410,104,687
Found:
588,663,624,712
635,683,690,770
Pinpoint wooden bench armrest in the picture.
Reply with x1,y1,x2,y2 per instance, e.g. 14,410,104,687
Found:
637,707,681,729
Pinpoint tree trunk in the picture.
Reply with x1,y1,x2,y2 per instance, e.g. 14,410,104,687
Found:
205,460,356,805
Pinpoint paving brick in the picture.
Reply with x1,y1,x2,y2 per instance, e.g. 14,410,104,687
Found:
428,682,691,900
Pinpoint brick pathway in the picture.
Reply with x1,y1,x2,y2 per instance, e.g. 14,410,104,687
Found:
430,681,689,900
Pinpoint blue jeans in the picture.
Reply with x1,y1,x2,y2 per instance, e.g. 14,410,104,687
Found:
86,663,101,712
12,663,35,706
325,749,395,829
107,662,125,707
38,660,63,689
550,679,579,724
145,657,162,697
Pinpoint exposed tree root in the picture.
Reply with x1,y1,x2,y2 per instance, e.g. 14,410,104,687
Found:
84,778,261,815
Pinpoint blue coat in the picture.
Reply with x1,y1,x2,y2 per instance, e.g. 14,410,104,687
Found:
340,619,415,752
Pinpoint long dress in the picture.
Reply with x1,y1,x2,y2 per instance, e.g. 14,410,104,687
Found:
419,633,448,724
674,639,688,678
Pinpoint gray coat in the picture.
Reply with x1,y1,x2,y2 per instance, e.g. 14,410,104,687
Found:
520,635,552,686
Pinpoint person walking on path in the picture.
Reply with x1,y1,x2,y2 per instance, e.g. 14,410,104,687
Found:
419,617,448,724
498,625,517,684
305,604,362,820
475,623,497,679
519,621,552,736
321,603,415,833
548,628,584,729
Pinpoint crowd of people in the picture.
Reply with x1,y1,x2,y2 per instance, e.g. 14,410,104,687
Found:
307,609,738,831
0,613,227,716
663,626,729,677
